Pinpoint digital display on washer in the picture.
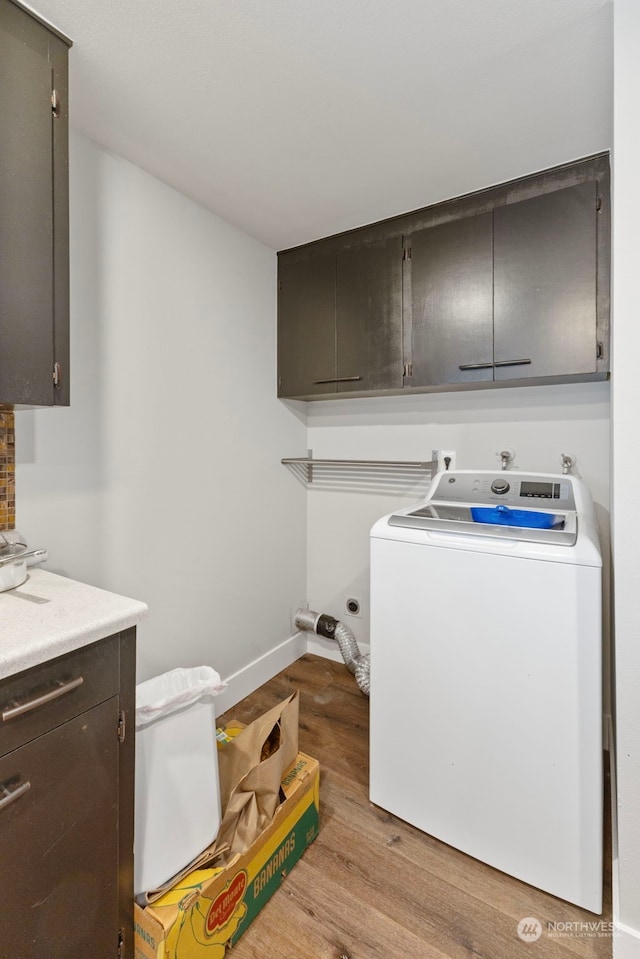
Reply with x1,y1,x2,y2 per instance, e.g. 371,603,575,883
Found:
519,481,561,499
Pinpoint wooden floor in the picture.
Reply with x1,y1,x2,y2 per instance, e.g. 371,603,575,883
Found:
218,655,612,959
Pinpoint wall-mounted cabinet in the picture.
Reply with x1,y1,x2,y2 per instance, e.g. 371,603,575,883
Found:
277,154,610,400
492,181,599,381
0,0,71,407
278,235,403,397
408,210,494,386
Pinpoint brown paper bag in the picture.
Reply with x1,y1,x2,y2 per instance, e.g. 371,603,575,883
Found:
213,691,299,862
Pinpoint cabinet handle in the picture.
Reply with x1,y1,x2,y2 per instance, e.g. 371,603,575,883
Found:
458,362,494,371
494,358,532,368
0,779,31,811
2,676,84,722
313,376,362,385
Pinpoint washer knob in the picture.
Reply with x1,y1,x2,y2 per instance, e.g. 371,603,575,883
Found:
491,478,510,495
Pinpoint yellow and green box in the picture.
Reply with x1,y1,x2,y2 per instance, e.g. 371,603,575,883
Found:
134,752,319,959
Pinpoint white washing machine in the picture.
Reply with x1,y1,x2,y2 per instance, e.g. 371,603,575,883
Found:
369,470,603,912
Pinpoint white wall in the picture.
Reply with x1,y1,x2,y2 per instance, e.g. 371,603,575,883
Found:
305,383,610,658
612,0,640,953
15,132,308,686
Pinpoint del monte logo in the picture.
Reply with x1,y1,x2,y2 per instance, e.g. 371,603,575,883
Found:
206,871,248,934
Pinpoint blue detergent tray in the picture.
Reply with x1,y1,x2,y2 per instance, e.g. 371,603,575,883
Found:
471,506,562,529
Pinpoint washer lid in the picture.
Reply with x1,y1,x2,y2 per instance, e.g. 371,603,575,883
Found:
388,502,578,546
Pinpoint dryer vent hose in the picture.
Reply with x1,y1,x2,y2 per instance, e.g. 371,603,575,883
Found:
294,608,370,696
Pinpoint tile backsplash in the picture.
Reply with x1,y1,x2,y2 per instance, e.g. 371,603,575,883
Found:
0,413,15,530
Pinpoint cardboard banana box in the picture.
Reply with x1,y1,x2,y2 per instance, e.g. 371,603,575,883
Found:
134,752,319,959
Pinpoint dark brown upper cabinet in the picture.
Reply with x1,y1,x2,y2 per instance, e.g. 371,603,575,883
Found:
408,212,494,386
0,0,71,407
277,154,610,400
335,236,403,394
278,235,403,398
492,180,598,381
407,179,603,388
277,248,336,398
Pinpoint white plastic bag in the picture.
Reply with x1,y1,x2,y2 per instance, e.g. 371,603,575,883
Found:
135,666,226,728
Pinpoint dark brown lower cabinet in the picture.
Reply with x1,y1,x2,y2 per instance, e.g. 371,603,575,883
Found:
0,699,119,957
0,631,135,959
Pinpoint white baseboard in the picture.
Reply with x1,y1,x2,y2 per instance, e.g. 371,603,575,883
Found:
214,633,307,717
215,631,369,715
614,924,640,959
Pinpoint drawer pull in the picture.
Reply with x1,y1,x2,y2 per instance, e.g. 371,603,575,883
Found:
0,779,31,811
2,676,84,722
494,358,532,368
313,376,362,385
458,362,494,371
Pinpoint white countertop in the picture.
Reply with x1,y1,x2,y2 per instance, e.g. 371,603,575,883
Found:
0,569,148,680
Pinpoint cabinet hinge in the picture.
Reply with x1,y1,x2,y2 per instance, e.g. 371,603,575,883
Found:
52,362,62,389
596,195,603,212
403,362,413,377
51,89,61,119
117,928,125,959
596,342,603,360
117,710,126,744
402,247,412,261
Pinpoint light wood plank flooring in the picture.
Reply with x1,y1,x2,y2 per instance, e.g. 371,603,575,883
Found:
218,654,612,959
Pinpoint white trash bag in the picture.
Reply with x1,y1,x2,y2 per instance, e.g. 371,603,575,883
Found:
135,666,226,728
134,665,226,896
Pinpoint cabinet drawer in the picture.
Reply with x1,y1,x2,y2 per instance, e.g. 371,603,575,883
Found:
0,635,120,757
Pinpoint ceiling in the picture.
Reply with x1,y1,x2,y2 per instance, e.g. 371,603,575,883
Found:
26,0,612,251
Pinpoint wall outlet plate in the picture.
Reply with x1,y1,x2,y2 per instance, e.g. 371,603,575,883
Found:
344,596,362,618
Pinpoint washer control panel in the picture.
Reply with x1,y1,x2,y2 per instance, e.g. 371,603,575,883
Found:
430,471,576,510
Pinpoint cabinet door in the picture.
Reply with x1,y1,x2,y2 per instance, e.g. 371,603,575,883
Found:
277,250,336,397
0,2,69,406
0,697,120,959
0,10,54,405
493,181,598,381
336,236,403,392
408,212,494,386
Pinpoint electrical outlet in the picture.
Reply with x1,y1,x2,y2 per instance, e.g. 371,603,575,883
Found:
432,449,457,473
344,596,363,618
